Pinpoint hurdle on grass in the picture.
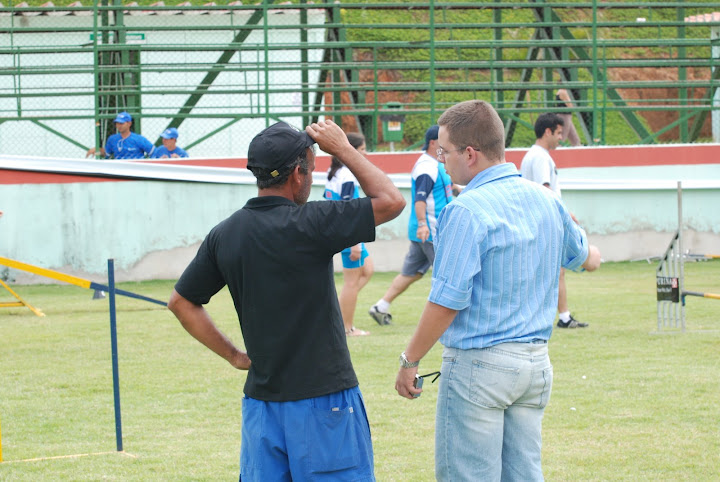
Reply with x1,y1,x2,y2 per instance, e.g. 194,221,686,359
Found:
656,182,720,332
0,278,45,317
0,257,166,461
0,256,166,315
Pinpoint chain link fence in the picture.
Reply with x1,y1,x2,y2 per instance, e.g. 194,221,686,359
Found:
1,1,719,158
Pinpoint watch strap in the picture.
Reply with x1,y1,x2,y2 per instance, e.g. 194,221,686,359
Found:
399,351,419,368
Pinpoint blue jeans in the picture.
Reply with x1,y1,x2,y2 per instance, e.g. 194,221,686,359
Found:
436,342,553,482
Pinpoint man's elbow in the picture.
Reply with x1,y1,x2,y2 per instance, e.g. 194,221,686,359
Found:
582,245,602,272
167,289,186,316
387,193,406,221
392,192,406,214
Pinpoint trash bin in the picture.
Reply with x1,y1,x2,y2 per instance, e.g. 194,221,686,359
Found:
380,101,405,143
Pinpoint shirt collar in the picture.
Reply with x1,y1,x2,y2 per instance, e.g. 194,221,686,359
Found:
464,162,520,191
244,196,297,209
531,143,550,155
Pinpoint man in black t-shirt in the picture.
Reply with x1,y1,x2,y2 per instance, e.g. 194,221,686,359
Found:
168,120,405,481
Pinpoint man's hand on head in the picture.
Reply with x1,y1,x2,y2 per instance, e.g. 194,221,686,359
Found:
306,120,353,158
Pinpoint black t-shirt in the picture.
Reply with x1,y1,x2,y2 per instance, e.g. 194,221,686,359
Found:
175,195,375,402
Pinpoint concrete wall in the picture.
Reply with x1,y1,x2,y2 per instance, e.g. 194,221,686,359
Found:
1,148,719,284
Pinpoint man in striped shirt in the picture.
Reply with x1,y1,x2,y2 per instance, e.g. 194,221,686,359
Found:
395,100,601,481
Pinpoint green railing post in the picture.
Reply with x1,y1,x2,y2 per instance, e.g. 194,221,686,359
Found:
372,47,379,150
677,2,688,143
100,0,111,147
493,0,504,117
301,0,309,128
429,0,436,125
591,0,598,145
545,0,554,108
331,4,341,126
92,0,101,155
601,46,607,144
263,1,270,127
114,0,137,131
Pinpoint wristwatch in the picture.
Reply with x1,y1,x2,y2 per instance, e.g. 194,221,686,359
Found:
399,351,419,368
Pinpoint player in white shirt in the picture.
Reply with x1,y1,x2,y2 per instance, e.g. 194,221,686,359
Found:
324,132,374,336
521,113,588,329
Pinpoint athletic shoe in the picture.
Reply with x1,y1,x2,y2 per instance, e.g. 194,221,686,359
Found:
369,305,392,325
556,315,589,329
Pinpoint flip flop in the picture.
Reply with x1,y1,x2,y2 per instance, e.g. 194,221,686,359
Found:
346,326,370,336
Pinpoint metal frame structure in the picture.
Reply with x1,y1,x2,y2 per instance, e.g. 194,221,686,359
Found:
656,181,720,332
1,1,720,154
656,182,686,332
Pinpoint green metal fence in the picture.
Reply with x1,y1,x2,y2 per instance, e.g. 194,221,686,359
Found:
1,0,719,157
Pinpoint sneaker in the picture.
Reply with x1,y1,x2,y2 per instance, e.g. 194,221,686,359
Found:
556,315,588,329
369,305,392,326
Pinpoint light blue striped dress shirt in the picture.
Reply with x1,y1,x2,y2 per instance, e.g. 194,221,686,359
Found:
429,162,589,349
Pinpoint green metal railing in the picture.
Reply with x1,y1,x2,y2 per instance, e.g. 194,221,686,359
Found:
1,0,719,154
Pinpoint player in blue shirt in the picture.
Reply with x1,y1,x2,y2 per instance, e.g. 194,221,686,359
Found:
151,127,189,159
86,111,154,160
369,125,457,326
324,132,373,336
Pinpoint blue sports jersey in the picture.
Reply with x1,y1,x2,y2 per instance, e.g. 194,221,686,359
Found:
151,146,189,159
105,133,154,160
324,166,359,201
409,152,453,242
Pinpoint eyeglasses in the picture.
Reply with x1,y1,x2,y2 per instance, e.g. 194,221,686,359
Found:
436,146,465,161
437,144,484,161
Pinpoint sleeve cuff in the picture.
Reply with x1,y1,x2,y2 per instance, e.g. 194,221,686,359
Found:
428,277,471,311
564,229,589,272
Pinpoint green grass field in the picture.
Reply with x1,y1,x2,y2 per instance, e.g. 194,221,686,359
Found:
1,261,719,480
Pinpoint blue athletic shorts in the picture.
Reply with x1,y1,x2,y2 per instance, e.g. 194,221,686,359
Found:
341,243,369,269
240,386,375,481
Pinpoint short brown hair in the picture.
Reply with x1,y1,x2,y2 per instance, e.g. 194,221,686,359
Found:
437,100,505,162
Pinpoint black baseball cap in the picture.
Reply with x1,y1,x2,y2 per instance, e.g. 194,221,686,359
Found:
247,122,316,178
